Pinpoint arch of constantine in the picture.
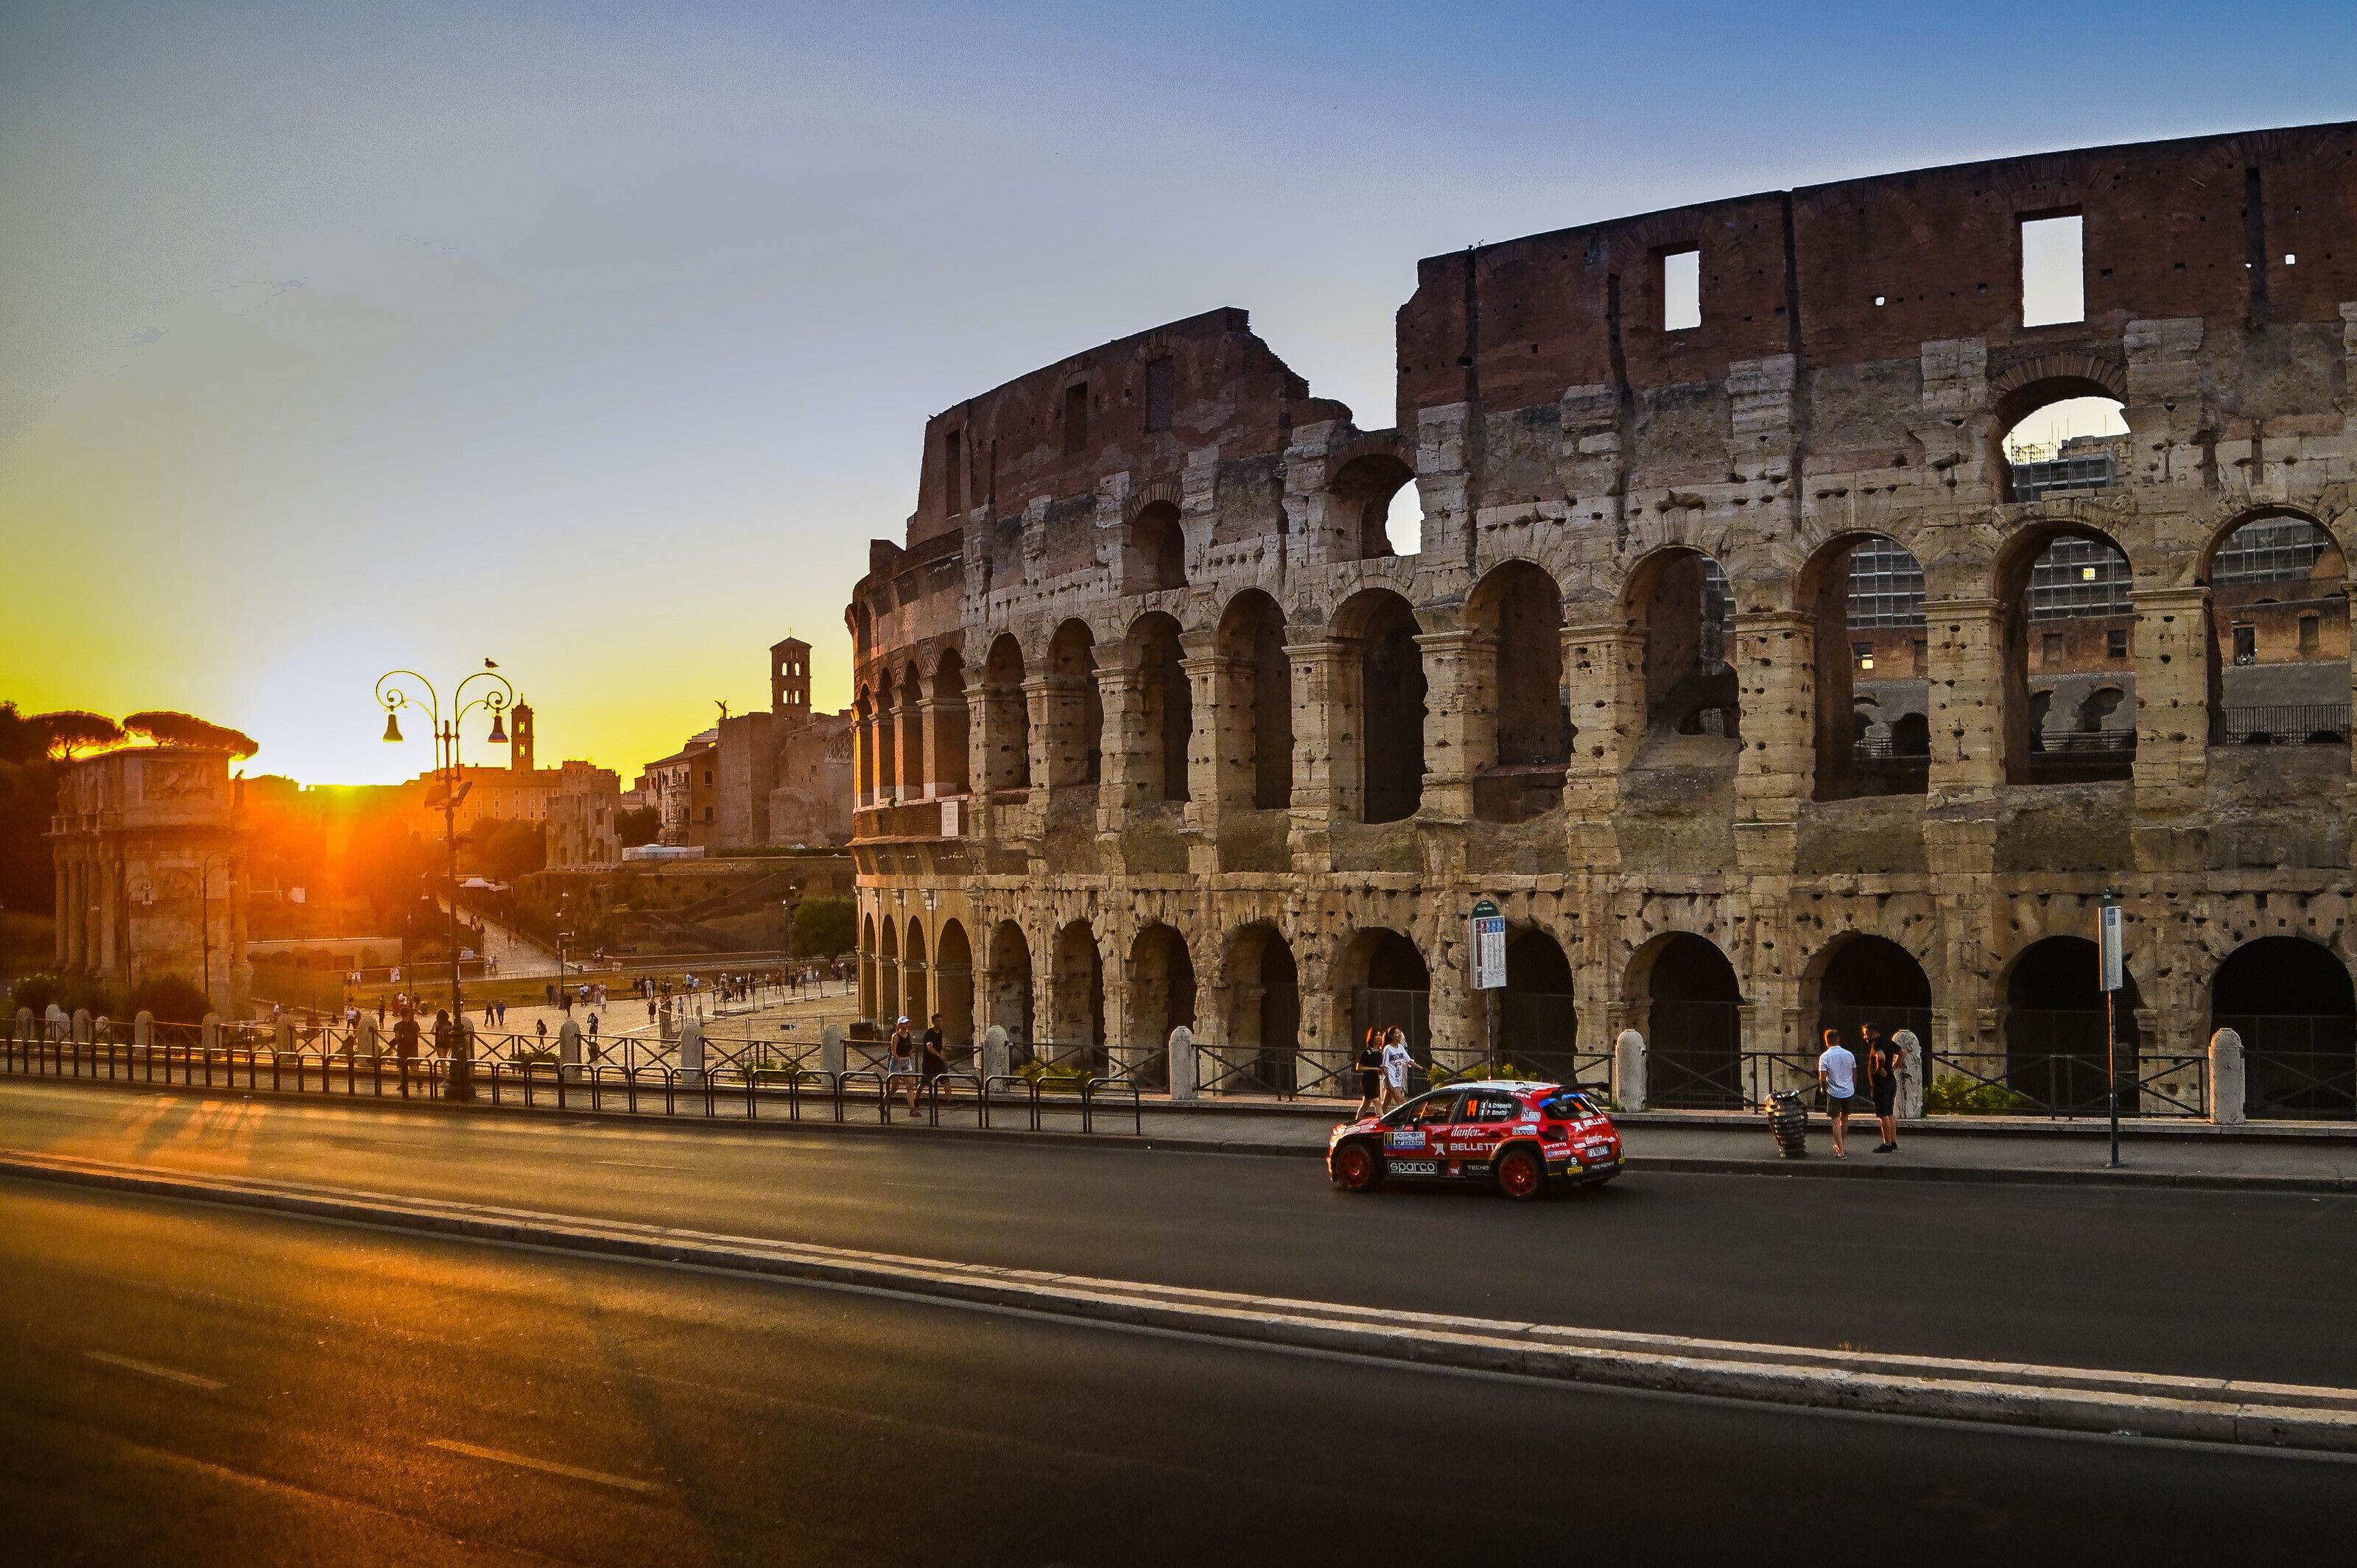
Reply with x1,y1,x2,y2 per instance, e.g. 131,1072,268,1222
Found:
848,122,2357,1113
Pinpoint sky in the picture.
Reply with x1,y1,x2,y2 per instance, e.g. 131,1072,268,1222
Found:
4,1,2352,786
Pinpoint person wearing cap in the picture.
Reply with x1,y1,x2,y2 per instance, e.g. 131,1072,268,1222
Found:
886,1016,916,1117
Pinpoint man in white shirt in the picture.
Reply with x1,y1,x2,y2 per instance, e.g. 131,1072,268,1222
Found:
1817,1029,1860,1159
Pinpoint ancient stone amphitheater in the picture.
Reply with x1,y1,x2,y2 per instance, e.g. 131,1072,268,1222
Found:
847,122,2357,1117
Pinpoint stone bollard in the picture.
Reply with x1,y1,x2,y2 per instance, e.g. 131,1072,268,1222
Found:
94,1016,110,1046
1613,1028,1647,1113
2210,1028,2246,1125
1892,1028,1925,1120
73,1008,93,1044
47,1005,68,1043
356,1013,380,1058
273,1017,295,1056
14,1007,32,1049
821,1023,847,1077
679,1019,706,1089
1167,1024,1196,1100
136,1010,153,1050
978,1024,1010,1083
558,1018,583,1081
203,1013,222,1052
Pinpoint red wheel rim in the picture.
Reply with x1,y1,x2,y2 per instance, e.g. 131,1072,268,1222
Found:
1336,1145,1373,1186
1501,1153,1540,1197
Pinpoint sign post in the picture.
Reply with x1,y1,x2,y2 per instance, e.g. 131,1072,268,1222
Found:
2098,887,2124,1168
1469,898,1507,1072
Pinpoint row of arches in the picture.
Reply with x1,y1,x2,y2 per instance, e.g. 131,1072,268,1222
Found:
859,504,2346,818
858,911,2356,1118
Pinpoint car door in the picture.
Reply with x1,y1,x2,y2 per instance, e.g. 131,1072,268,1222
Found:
1442,1089,1522,1178
1380,1091,1461,1177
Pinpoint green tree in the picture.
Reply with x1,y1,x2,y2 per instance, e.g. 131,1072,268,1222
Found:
471,819,547,882
122,711,259,759
790,894,855,957
616,806,661,848
129,974,212,1024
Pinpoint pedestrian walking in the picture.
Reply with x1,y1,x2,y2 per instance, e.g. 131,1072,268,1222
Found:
1864,1022,1900,1153
393,1011,421,1061
1355,1030,1384,1117
496,999,507,1027
915,1012,949,1115
1816,1027,1860,1159
432,1009,454,1060
1379,1026,1414,1111
886,1017,915,1117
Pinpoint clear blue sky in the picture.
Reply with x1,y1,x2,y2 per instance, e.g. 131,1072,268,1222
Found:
5,1,2350,781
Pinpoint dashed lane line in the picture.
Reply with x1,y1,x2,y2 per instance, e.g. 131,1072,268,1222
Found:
85,1350,227,1390
426,1438,662,1493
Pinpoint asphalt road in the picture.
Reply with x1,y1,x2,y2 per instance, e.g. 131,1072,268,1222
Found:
6,1080,2357,1389
6,1176,2355,1567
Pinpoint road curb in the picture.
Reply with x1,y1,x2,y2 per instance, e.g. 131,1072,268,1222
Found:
6,1146,2356,1455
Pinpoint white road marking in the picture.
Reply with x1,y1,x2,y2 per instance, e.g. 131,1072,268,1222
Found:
85,1350,226,1389
426,1438,661,1492
593,1160,693,1170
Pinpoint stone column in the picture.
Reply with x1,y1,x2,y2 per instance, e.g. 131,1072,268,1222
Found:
1732,609,1812,872
1181,652,1237,874
135,1010,153,1050
918,695,961,799
1413,628,1486,821
1924,597,2007,799
1285,639,1355,859
2209,1027,2245,1124
1562,618,1642,868
1095,667,1148,837
1022,673,1058,843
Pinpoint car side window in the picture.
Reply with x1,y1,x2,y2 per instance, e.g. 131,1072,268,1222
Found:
1415,1093,1464,1126
1542,1092,1596,1120
1467,1093,1519,1122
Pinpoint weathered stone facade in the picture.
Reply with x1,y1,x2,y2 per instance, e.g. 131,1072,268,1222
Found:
848,124,2357,1110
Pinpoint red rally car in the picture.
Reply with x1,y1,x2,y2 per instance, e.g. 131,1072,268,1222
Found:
1327,1080,1622,1200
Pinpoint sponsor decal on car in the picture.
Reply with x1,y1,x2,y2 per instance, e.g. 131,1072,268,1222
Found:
1391,1159,1438,1177
1385,1129,1427,1151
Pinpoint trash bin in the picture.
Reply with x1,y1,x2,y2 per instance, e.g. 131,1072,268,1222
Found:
1764,1088,1809,1158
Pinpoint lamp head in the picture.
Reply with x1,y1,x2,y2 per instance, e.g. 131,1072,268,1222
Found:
488,712,508,745
382,711,404,744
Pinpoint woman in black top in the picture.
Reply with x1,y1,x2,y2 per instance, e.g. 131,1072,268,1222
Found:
1864,1023,1900,1153
1355,1030,1383,1117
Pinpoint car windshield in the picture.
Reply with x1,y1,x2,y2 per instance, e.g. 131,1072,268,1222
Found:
1393,1091,1461,1126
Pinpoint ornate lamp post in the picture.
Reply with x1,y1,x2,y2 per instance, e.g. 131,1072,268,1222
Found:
375,666,513,1103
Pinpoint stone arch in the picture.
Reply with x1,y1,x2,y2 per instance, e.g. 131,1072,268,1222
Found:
981,633,1030,790
1332,452,1420,559
988,919,1033,1042
854,686,877,806
873,669,899,801
1331,588,1427,824
1125,499,1187,593
860,912,878,1020
1046,619,1103,787
1467,560,1569,824
1987,360,2129,504
1801,932,1933,1058
1335,925,1430,1064
1125,610,1192,804
877,915,902,1025
1497,925,1578,1077
1623,544,1738,745
902,918,930,1027
930,650,970,796
1226,921,1301,1094
897,661,927,797
1215,588,1293,811
2199,509,2350,747
1050,918,1106,1069
934,918,974,1052
1801,531,1930,801
1126,922,1196,1089
1626,931,1743,1108
2210,934,2356,1117
2001,935,2145,1114
1994,522,2136,784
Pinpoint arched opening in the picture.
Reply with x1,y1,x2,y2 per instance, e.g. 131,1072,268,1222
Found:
1046,621,1103,787
1215,591,1293,811
2002,528,2136,784
1629,548,1738,747
1050,919,1106,1071
1332,454,1422,559
1808,535,1930,801
1497,927,1580,1084
1127,924,1196,1089
1127,500,1187,593
1469,562,1569,824
899,662,928,796
1995,387,2129,504
2212,937,2355,1118
1127,611,1192,804
859,913,878,1020
935,919,974,1055
877,917,902,1025
1808,934,1933,1058
873,672,899,801
1343,927,1430,1069
902,919,930,1028
2205,514,2350,746
2004,935,2143,1114
1336,590,1427,824
982,635,1031,790
932,651,970,797
988,921,1033,1044
1631,933,1743,1109
854,687,877,807
1228,924,1301,1095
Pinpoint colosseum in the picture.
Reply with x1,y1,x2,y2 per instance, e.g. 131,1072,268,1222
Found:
847,121,2357,1118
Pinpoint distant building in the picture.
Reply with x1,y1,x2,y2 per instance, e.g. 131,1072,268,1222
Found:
641,638,854,851
404,703,622,865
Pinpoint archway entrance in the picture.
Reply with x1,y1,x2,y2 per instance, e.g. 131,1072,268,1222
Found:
935,920,974,1055
877,918,901,1025
1811,935,1933,1058
1127,612,1191,804
2206,515,2350,747
2213,937,2356,1118
988,921,1033,1044
902,920,929,1027
2005,936,2143,1113
1808,535,1930,801
1338,591,1427,824
1127,924,1196,1089
1469,562,1569,823
1346,928,1430,1066
1050,920,1105,1072
1497,928,1582,1086
1635,934,1743,1108
1631,549,1738,744
1228,924,1299,1095
2003,530,2136,784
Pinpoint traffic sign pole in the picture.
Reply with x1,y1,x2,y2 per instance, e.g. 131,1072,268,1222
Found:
2098,888,2124,1168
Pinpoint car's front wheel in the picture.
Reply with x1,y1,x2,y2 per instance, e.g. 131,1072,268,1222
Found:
1331,1139,1383,1192
1494,1145,1548,1200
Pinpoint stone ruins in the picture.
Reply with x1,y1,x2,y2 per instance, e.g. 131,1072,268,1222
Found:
847,122,2357,1114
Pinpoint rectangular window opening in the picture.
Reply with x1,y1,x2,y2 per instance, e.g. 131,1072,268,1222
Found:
1145,357,1176,433
1063,383,1089,455
2299,614,2321,655
944,429,964,516
1661,248,1701,331
2020,213,2085,326
2042,632,2064,664
2106,627,2128,658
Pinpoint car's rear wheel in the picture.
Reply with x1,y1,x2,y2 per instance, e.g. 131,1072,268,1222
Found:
1331,1139,1383,1192
1494,1146,1547,1200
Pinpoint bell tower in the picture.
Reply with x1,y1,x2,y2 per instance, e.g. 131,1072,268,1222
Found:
771,638,811,721
509,703,535,773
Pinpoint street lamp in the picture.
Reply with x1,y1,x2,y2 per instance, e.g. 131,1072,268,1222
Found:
376,665,514,1102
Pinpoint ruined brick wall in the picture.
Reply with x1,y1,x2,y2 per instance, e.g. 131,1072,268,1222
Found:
845,122,2357,1104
